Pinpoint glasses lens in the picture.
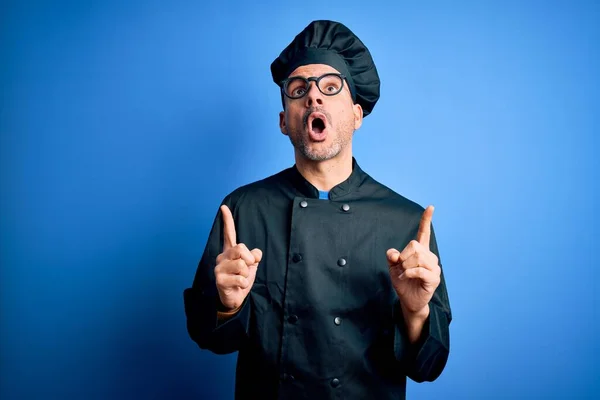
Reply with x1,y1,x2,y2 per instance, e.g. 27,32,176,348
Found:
318,74,343,96
285,78,308,98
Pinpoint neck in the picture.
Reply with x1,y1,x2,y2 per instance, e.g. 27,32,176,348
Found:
294,149,354,192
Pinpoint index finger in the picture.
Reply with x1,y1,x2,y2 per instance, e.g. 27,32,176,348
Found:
417,205,434,248
220,205,237,251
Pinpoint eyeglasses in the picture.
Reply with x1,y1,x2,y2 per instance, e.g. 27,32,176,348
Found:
281,73,346,99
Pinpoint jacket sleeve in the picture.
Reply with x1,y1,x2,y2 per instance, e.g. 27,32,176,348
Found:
182,198,252,354
393,224,452,382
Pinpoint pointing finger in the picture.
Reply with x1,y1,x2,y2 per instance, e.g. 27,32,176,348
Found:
417,205,434,248
221,205,237,251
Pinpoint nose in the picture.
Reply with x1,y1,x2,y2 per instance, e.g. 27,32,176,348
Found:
304,82,324,107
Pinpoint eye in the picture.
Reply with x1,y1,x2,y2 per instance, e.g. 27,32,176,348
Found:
319,75,342,94
285,78,308,97
292,87,306,97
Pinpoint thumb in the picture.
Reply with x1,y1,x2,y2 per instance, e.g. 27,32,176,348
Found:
386,248,401,265
250,248,263,265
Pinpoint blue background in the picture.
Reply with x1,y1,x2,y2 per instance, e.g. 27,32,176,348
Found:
1,0,599,399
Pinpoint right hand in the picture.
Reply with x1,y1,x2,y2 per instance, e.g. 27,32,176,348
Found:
214,205,262,311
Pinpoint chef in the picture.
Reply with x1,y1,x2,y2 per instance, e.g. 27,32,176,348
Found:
184,19,452,400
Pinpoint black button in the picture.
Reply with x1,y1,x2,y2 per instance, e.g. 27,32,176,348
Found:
300,200,308,208
334,317,341,325
331,378,340,388
288,314,298,324
337,258,347,267
341,204,350,212
292,253,303,263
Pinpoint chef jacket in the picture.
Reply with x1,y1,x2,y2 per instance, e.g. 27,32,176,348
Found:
183,158,452,399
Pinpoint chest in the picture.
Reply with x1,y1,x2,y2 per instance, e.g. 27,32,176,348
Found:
236,195,415,312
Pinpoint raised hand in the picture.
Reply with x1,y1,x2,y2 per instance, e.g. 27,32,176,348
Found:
214,205,262,311
386,205,441,315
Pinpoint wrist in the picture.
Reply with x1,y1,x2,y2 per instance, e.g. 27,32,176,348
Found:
401,303,430,322
217,299,242,313
399,303,429,344
216,292,241,312
216,303,242,322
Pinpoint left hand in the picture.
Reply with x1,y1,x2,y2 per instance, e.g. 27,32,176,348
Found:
386,205,441,314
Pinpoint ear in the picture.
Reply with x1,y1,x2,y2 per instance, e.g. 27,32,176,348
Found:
279,111,288,135
353,103,363,130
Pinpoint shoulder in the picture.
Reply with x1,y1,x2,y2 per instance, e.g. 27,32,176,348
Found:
361,171,425,219
221,167,293,210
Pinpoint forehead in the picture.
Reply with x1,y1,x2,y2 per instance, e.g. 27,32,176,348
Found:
288,63,341,78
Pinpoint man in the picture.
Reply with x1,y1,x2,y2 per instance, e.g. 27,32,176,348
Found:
183,20,451,399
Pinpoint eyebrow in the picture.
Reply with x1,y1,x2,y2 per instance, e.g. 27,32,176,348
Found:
288,71,339,78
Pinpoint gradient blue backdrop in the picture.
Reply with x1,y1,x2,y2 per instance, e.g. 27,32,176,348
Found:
2,0,599,399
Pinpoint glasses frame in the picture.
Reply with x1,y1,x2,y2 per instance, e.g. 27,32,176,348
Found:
280,73,347,100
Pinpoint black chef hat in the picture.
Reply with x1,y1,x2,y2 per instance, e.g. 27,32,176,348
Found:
271,20,380,117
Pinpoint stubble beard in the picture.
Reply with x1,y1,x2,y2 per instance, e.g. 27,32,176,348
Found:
287,108,355,162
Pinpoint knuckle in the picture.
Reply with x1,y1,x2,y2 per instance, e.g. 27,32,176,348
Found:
221,249,233,260
222,260,236,274
415,252,423,265
397,252,406,263
409,240,419,249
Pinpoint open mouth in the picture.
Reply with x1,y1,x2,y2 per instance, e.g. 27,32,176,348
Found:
307,112,328,141
312,117,325,134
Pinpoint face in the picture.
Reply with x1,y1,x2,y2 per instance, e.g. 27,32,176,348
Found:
279,64,363,162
